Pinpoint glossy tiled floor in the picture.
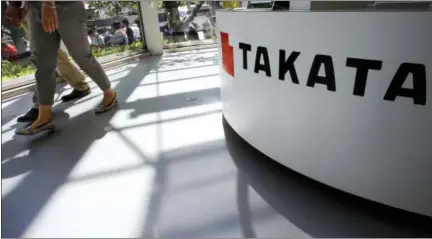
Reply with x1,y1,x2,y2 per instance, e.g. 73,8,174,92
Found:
2,48,431,238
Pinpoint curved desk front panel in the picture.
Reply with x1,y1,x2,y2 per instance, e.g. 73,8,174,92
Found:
217,10,432,217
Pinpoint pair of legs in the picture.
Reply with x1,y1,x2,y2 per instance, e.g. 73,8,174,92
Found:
54,47,90,95
18,47,91,123
24,17,91,103
16,2,117,135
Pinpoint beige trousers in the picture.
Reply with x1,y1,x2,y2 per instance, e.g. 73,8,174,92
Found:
56,48,89,91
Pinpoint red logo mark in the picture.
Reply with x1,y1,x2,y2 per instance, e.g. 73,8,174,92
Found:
220,31,234,77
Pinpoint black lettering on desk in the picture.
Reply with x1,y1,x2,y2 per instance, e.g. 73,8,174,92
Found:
254,46,271,77
307,54,336,92
346,58,383,97
384,63,426,105
239,42,251,70
279,50,300,84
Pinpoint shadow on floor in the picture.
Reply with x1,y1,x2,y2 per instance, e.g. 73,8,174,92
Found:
222,116,432,238
2,50,221,238
1,57,163,237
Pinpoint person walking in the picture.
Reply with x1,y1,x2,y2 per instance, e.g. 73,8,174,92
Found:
16,19,92,123
107,21,127,46
122,18,135,45
6,1,118,135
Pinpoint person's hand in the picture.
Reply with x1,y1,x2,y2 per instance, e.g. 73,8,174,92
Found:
5,5,27,27
41,2,58,33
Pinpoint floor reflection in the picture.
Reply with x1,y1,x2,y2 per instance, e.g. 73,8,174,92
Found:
223,116,432,238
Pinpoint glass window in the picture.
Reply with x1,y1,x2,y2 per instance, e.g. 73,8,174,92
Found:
159,1,220,45
86,1,145,48
2,1,34,81
247,1,274,9
1,1,146,82
273,1,290,10
158,12,168,22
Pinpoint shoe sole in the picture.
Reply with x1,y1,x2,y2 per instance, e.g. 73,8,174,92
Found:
17,118,37,123
17,113,39,123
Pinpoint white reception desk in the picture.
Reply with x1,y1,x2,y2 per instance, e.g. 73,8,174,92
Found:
216,9,432,217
